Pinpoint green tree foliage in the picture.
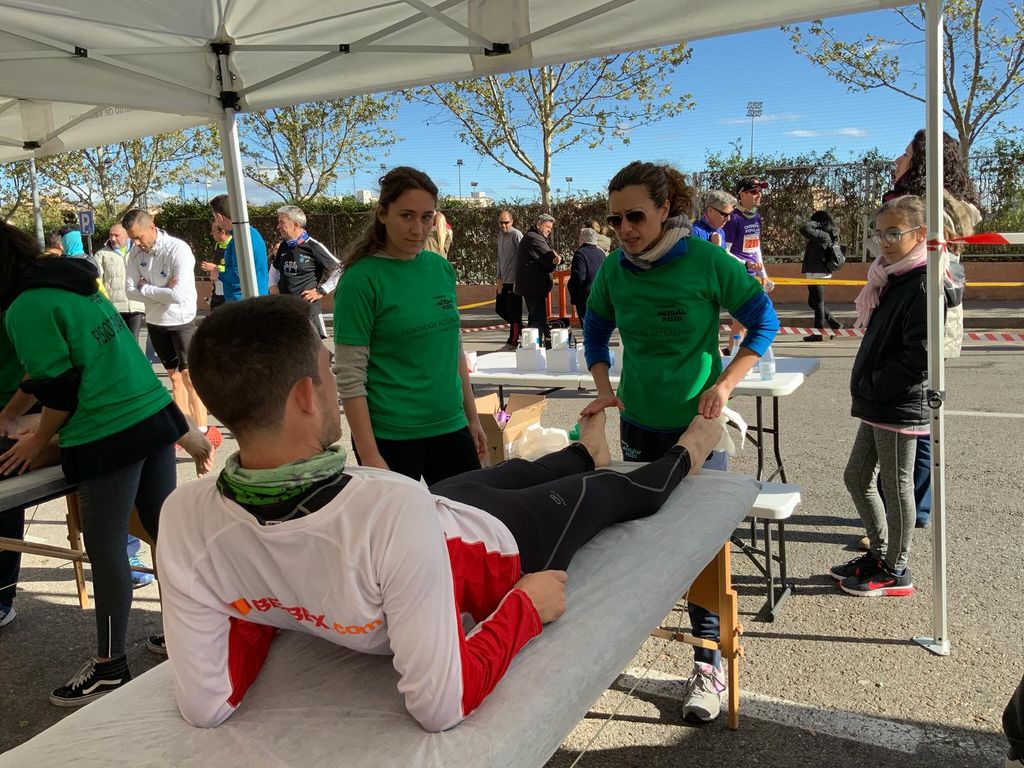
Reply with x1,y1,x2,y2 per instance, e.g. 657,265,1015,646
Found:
240,96,399,204
0,160,31,222
413,47,693,208
784,0,1024,160
36,127,218,220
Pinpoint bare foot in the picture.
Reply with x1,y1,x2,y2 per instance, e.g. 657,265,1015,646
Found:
578,412,611,468
676,415,725,475
178,428,215,476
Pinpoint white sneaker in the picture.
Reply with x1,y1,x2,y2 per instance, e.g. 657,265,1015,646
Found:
682,662,726,722
0,603,15,628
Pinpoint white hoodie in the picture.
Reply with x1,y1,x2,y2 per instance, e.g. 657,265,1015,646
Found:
126,229,197,326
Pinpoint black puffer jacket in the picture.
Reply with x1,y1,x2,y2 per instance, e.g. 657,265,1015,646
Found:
800,221,838,274
850,265,939,426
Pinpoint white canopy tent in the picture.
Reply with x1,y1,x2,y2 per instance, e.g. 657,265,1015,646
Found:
0,0,950,654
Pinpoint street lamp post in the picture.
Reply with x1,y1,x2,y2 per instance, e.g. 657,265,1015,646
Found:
470,181,478,198
456,159,464,197
565,176,573,199
746,101,763,159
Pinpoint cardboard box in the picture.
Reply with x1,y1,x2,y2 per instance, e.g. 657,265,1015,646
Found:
476,393,547,467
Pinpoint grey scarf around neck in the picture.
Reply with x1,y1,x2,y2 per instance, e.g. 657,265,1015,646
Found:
620,215,691,271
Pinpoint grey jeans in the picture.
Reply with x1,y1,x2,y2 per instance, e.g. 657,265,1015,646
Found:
843,421,918,571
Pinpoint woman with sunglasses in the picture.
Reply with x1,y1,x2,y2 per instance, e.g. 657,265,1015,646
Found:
579,160,778,723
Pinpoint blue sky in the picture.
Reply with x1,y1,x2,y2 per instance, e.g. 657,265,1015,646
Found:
203,7,1023,204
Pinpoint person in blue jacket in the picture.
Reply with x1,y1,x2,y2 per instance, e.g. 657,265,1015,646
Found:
209,195,269,300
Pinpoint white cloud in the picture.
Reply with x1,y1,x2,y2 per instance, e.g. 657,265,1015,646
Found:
720,113,803,125
784,127,868,139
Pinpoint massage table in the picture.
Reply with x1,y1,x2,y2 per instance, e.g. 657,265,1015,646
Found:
0,469,758,768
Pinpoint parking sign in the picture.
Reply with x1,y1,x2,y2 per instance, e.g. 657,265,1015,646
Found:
78,210,95,235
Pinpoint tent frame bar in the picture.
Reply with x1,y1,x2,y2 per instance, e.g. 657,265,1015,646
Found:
914,0,950,657
2,25,217,99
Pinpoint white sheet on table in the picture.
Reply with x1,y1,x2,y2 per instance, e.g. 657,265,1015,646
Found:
1,469,757,768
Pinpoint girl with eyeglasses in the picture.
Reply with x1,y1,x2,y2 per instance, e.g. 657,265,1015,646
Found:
579,160,779,723
834,195,959,598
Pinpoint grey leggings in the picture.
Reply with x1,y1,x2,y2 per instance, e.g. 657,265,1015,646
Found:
843,421,918,571
76,444,176,658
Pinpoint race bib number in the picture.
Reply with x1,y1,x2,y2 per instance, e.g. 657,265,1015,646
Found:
742,234,760,252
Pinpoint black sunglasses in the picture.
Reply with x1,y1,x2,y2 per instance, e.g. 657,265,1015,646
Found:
710,206,732,218
605,210,648,228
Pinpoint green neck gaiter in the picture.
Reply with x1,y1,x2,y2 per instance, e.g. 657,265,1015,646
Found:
216,445,347,506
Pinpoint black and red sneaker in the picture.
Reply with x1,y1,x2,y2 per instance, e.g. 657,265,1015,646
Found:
840,564,914,597
829,553,879,582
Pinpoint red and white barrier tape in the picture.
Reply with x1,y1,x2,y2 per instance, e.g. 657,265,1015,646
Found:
463,322,1024,343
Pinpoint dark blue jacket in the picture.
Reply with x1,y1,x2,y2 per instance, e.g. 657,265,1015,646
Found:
567,243,605,307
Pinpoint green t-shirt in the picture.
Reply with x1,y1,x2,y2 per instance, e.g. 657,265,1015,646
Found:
5,288,172,447
0,314,25,407
587,236,764,430
334,251,466,441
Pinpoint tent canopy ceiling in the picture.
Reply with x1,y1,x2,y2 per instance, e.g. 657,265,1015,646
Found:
0,0,908,162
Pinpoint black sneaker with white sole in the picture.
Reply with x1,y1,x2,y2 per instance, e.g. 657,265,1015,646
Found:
50,656,131,707
146,633,168,656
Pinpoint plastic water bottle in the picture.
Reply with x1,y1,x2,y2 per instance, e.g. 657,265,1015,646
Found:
759,345,776,381
729,334,741,356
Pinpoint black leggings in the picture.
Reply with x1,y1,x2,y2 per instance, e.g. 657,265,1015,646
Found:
76,444,177,658
430,444,692,572
366,426,481,485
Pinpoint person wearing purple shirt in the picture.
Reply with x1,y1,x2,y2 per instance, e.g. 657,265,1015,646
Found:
722,178,774,343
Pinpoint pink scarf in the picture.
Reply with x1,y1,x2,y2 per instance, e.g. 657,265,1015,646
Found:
854,241,928,329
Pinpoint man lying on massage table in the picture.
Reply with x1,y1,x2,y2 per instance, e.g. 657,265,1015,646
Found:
158,295,723,733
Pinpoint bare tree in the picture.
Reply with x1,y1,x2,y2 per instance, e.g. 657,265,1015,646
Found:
240,96,399,203
39,127,217,218
784,0,1024,160
413,47,693,207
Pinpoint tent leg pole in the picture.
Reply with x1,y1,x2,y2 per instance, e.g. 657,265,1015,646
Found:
29,157,44,249
913,0,949,658
218,109,258,299
215,43,258,300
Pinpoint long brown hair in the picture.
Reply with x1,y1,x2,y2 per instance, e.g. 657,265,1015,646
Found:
343,167,439,268
608,161,695,218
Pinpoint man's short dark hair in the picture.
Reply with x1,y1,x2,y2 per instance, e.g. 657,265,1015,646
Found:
209,194,231,219
189,295,323,437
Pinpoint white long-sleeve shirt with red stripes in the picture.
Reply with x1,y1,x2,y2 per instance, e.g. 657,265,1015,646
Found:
155,467,541,733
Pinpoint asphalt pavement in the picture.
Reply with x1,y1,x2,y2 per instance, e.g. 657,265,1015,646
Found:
0,326,1021,767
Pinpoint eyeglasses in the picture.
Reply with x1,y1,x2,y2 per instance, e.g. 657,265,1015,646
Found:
498,220,512,225
869,227,920,245
740,187,763,195
710,206,733,218
605,210,648,228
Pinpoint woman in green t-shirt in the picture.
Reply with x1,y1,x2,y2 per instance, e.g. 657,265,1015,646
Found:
579,160,780,724
0,221,213,708
333,167,486,483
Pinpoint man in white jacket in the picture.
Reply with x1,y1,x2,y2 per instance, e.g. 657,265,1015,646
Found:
123,209,221,453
